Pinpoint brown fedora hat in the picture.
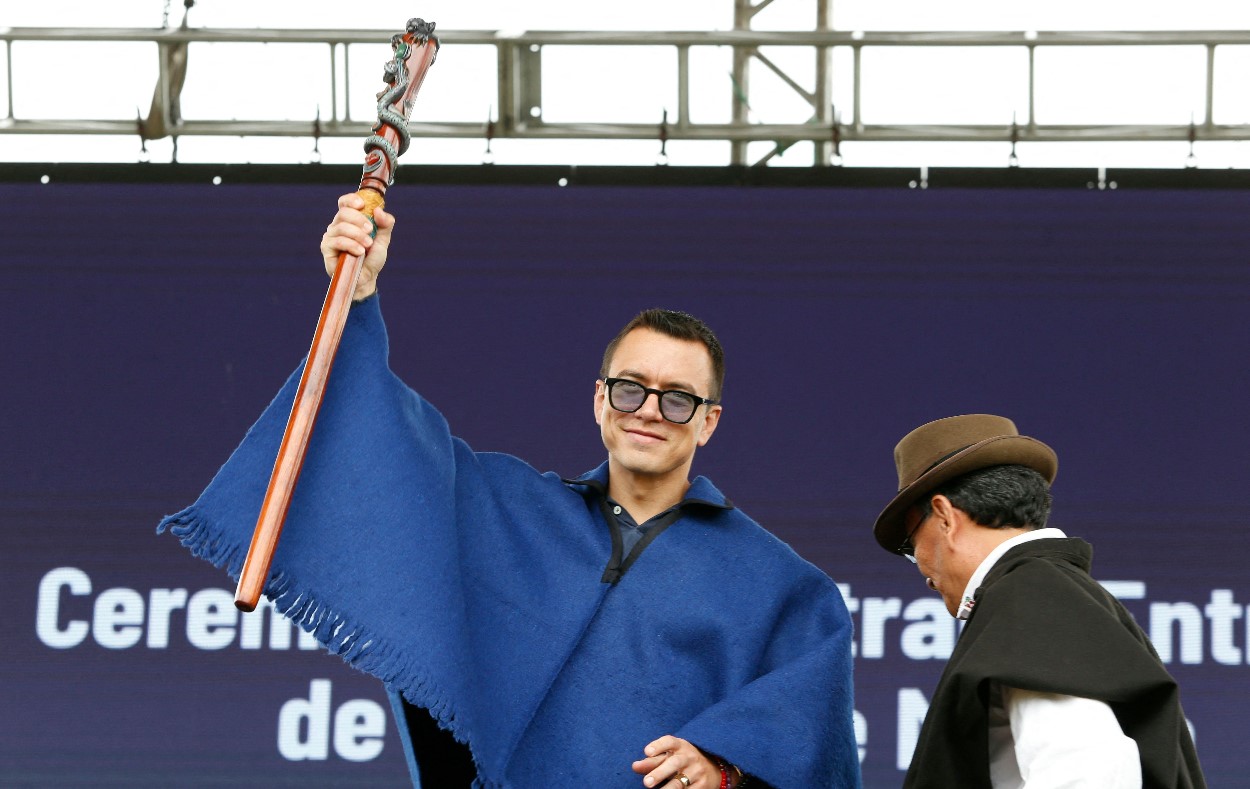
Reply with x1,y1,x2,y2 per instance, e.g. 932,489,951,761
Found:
873,414,1058,555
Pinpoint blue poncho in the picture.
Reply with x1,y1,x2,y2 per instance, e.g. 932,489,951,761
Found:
159,296,860,788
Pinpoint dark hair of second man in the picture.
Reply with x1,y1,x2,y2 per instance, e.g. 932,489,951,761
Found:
917,465,1053,530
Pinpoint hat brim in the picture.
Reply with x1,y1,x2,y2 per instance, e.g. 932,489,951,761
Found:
872,435,1058,554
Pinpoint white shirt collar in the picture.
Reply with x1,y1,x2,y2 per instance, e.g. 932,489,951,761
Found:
956,527,1067,620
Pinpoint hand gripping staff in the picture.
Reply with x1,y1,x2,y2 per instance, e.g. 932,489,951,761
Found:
234,19,439,612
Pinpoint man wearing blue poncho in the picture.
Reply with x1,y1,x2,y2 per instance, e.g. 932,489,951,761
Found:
159,193,860,789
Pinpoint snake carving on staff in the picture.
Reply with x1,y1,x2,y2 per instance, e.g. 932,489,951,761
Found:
365,19,437,184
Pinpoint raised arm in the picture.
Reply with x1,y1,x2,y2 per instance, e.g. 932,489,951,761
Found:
231,19,439,611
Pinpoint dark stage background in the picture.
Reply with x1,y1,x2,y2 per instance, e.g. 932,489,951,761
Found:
2,173,1247,787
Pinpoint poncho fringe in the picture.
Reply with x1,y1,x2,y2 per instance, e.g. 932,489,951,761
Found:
156,506,502,786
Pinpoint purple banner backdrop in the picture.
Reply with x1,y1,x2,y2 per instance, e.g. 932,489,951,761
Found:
2,181,1247,787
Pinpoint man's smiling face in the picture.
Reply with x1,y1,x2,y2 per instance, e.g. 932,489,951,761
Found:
595,328,721,484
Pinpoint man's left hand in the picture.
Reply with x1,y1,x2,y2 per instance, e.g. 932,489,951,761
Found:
631,735,721,788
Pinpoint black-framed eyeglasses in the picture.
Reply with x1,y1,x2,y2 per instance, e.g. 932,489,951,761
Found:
601,377,718,425
899,511,929,564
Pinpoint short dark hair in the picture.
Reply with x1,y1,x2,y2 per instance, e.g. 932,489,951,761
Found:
917,464,1052,530
600,308,725,400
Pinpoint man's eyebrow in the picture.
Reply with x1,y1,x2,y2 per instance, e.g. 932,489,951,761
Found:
613,369,699,393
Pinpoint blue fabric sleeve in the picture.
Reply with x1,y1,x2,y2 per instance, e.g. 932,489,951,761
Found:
157,296,603,784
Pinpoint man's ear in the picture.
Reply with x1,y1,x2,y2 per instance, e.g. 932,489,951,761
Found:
695,404,722,447
930,494,963,547
593,379,605,426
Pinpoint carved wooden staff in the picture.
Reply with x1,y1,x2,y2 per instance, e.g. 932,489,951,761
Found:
234,19,439,612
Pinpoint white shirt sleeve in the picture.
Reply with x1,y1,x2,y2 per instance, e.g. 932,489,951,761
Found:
999,684,1141,788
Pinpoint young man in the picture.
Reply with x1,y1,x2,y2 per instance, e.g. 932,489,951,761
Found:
873,414,1205,789
160,193,861,788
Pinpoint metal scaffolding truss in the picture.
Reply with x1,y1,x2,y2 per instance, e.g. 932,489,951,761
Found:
5,2,1250,165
